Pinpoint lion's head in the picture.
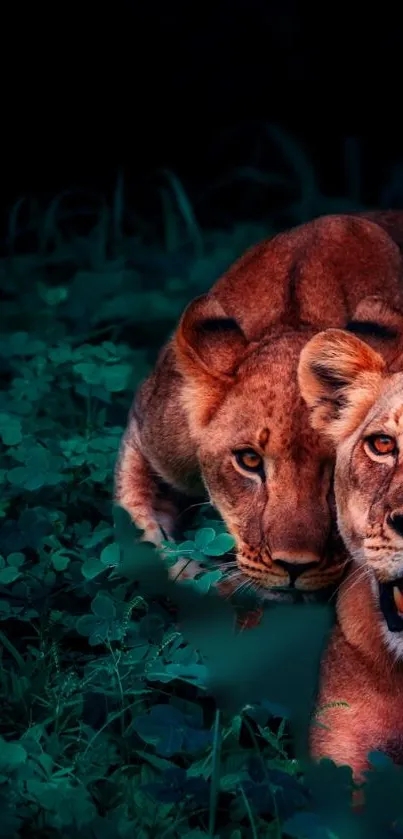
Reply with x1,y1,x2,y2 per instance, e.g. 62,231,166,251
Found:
173,295,352,598
298,327,403,641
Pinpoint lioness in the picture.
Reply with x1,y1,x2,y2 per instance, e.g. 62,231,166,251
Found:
299,328,403,779
115,212,403,598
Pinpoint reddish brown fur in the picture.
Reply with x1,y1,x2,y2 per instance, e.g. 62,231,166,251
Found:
115,212,403,594
299,329,403,780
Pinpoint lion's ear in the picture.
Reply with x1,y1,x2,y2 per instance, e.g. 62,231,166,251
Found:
175,294,249,383
298,328,386,441
346,296,403,363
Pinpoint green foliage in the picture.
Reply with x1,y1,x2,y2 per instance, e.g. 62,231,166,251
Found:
1,158,402,837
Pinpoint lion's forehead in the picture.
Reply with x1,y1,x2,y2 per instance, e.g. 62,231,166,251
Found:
202,378,323,459
365,376,403,425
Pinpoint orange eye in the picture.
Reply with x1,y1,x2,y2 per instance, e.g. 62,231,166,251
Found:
235,449,263,473
366,434,397,456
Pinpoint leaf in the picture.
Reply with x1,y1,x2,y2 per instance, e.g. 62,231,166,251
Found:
191,570,223,594
194,528,216,550
133,704,211,758
0,413,22,446
0,738,27,770
100,542,121,566
81,559,104,579
7,447,65,490
6,552,25,568
73,361,102,385
52,553,70,572
202,533,236,556
0,600,11,617
0,567,20,584
91,594,116,620
282,811,330,839
102,363,132,392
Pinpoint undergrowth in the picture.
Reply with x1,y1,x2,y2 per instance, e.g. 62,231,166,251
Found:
1,130,403,838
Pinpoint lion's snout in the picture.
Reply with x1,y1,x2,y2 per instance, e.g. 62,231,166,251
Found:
271,553,321,585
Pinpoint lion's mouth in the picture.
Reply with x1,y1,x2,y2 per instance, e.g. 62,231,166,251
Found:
378,578,403,632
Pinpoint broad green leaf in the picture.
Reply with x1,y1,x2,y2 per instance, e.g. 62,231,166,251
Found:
0,738,27,769
52,553,70,571
81,559,104,579
102,363,132,392
0,413,22,446
202,533,236,556
0,567,20,584
100,542,121,566
194,528,216,550
6,552,25,568
91,593,116,620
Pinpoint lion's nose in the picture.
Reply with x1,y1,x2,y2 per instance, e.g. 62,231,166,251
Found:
273,557,319,585
386,510,403,538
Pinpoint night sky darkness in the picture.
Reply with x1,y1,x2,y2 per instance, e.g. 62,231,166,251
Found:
2,1,403,230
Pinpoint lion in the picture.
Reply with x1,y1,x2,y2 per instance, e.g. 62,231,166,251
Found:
298,327,403,780
115,212,403,599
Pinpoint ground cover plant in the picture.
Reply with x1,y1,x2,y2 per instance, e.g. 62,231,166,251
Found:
2,131,403,838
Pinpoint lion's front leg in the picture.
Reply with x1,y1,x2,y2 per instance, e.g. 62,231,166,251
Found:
114,432,202,581
115,431,174,546
310,704,372,783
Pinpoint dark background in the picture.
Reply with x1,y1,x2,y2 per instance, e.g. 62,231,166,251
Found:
2,0,403,232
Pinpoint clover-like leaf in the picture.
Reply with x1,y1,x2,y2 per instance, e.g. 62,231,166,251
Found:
6,552,25,568
7,446,65,491
0,737,27,770
91,593,116,620
52,552,70,572
81,559,104,580
133,704,211,757
0,567,20,585
100,542,121,566
102,363,132,392
73,361,102,385
202,533,236,556
189,569,223,594
0,413,22,446
194,528,216,550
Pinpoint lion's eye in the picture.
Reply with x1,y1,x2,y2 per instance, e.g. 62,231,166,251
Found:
234,449,263,473
365,434,397,456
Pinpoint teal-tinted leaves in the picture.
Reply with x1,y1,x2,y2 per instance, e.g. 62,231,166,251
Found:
76,594,120,645
102,363,132,392
51,551,70,572
0,332,46,358
81,559,104,580
194,528,216,551
7,446,65,491
100,542,120,567
0,737,27,771
0,413,22,446
187,569,223,594
73,360,132,392
0,554,23,585
201,533,235,556
0,566,21,585
146,660,209,688
73,362,102,386
7,552,25,568
25,778,96,830
133,704,212,757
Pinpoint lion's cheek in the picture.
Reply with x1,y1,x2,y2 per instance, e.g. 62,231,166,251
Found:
339,491,369,549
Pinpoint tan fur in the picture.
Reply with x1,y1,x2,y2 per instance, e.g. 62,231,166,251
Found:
299,329,403,779
115,212,403,594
